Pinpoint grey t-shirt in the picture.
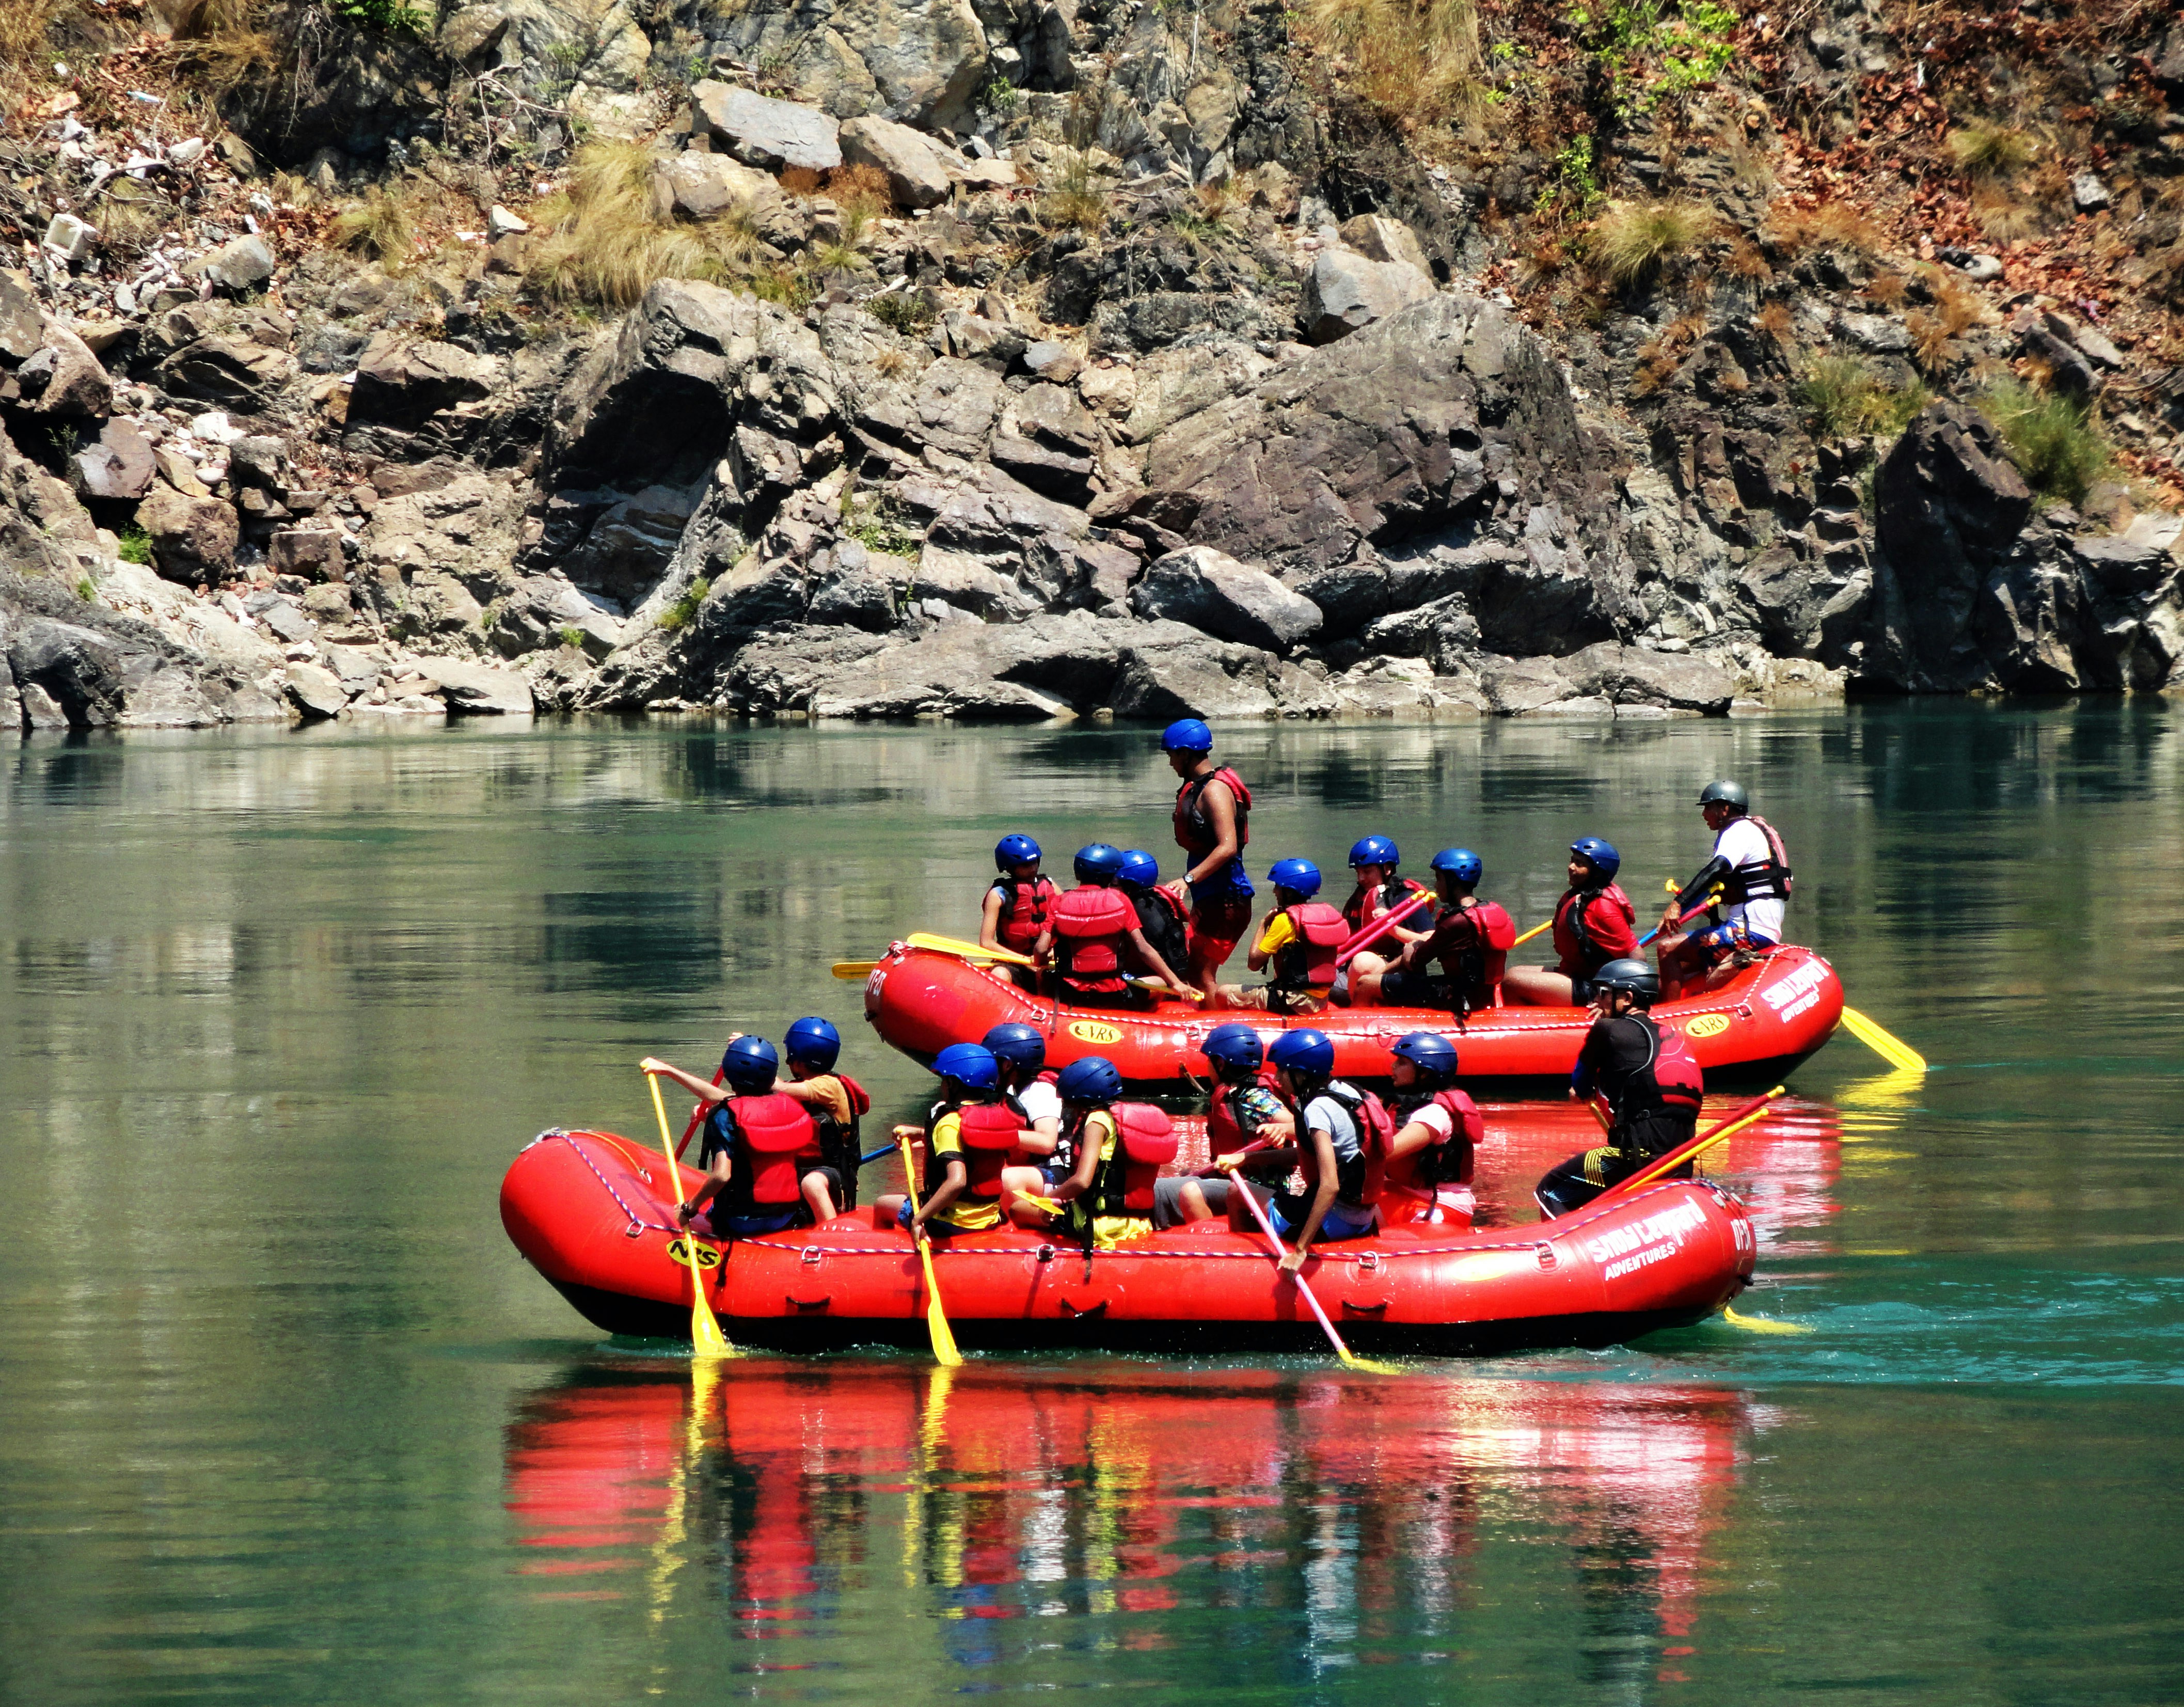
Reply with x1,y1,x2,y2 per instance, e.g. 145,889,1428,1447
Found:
1303,1083,1363,1163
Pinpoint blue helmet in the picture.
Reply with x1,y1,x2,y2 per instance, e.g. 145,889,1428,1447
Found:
721,1034,780,1093
783,1016,841,1070
1570,836,1621,881
982,1022,1047,1071
1267,857,1322,898
1431,847,1483,885
1391,1031,1459,1081
1268,1028,1335,1078
1056,1055,1123,1105
1199,1022,1264,1076
1349,835,1400,869
1074,843,1126,884
1118,849,1160,888
1160,718,1213,754
933,1042,1000,1092
994,833,1042,871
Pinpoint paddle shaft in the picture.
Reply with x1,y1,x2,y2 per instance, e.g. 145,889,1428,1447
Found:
1603,1085,1785,1197
896,1130,963,1366
1637,891,1724,949
676,1066,725,1161
647,1071,734,1357
1334,885,1436,968
1224,1166,1367,1366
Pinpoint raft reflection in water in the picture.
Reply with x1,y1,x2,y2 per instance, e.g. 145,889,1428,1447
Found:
505,1363,1765,1683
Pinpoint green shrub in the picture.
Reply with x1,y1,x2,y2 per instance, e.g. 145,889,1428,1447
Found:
1980,382,2112,505
75,575,97,601
1038,150,1110,235
331,0,431,30
657,575,712,631
558,625,586,650
869,289,938,336
117,526,152,565
1590,199,1713,287
1798,354,1930,440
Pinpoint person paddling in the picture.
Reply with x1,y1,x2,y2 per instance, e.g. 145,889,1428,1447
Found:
1186,1022,1291,1221
1502,838,1637,1007
1653,780,1794,999
1351,848,1516,1013
1035,843,1193,1010
1117,849,1190,985
1229,858,1348,1014
1534,959,1703,1216
875,1044,1012,1241
770,1017,872,1223
1160,719,1254,1003
1381,1032,1481,1225
1039,1057,1176,1248
1218,1030,1388,1271
980,833,1055,989
642,1035,815,1238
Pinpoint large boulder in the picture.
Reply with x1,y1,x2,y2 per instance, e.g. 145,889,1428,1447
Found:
650,151,783,223
688,82,841,172
6,318,113,418
193,234,277,295
155,336,294,408
349,334,499,428
73,419,156,501
839,115,960,210
138,483,240,583
1297,249,1436,344
705,0,989,130
1130,545,1322,652
414,655,535,714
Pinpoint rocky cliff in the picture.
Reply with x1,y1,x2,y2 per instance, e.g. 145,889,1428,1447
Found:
2,0,2180,731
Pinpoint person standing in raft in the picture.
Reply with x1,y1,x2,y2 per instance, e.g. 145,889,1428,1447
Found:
874,1044,1012,1241
1652,780,1794,999
1534,959,1704,1217
1501,837,1638,1007
1117,849,1191,984
1038,1057,1180,1248
1330,836,1431,1004
1350,848,1517,1013
770,1017,872,1223
1225,858,1349,1014
1381,1032,1481,1225
1034,843,1193,1010
1219,1030,1391,1270
980,833,1055,988
642,1035,816,1238
1159,718,1255,1003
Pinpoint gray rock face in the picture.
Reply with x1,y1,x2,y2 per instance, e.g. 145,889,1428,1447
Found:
414,655,536,714
284,661,350,719
350,335,499,428
705,0,989,130
689,82,842,172
10,319,112,418
73,419,156,501
1130,545,1323,652
1297,249,1435,344
138,484,241,584
839,116,959,209
197,234,277,294
156,336,293,408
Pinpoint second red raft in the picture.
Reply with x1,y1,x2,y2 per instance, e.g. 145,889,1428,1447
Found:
861,941,1845,1091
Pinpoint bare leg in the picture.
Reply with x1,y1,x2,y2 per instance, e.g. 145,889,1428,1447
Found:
1654,932,1701,999
1175,1179,1213,1222
1348,952,1391,1008
1227,1177,1272,1233
802,1169,838,1224
874,1193,908,1226
1500,965,1577,1007
999,1164,1055,1226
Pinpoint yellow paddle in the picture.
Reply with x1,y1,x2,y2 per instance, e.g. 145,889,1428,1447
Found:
646,1070,737,1361
1841,1007,1926,1072
832,960,881,979
1512,918,1549,948
1722,1304,1813,1334
907,931,1036,968
895,1128,963,1368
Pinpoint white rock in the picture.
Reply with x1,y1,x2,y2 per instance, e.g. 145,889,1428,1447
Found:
166,137,205,166
191,410,244,445
486,203,528,239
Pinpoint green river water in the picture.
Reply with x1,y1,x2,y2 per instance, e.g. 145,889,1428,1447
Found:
3,706,2181,1705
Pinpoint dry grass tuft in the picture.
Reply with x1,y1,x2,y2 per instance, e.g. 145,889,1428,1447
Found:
779,166,826,197
826,162,892,239
173,0,281,100
333,184,423,264
1038,149,1110,235
1725,239,1771,281
0,0,68,104
1590,199,1716,289
1293,0,1485,128
1946,120,2038,180
1863,271,1908,308
1766,202,1886,258
1754,300,1796,349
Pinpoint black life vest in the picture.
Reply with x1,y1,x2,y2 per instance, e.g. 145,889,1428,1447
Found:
1052,883,1137,991
991,872,1058,954
925,1099,1018,1201
1595,1014,1705,1127
1724,814,1795,904
1173,766,1252,877
1552,882,1636,979
1271,902,1348,992
703,1092,817,1210
812,1073,871,1208
1298,1082,1396,1208
1081,1103,1178,1222
1128,884,1189,976
1387,1086,1480,1192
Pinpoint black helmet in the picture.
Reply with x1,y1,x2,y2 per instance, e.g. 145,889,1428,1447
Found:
1591,958,1660,1005
1698,780,1748,810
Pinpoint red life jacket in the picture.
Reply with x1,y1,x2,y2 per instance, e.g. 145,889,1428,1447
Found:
1052,883,1137,992
1271,902,1348,992
1302,1083,1396,1207
1729,814,1795,904
1206,1063,1280,1153
990,872,1058,954
940,1100,1021,1199
1088,1103,1179,1216
1173,766,1253,859
1341,877,1428,935
1428,897,1518,1006
1552,883,1637,979
725,1092,818,1206
1625,1015,1704,1116
1385,1087,1480,1193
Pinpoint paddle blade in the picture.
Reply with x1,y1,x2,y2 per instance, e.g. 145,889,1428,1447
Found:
1723,1304,1813,1335
1841,1007,1927,1072
918,1243,963,1367
906,931,1037,969
832,961,881,979
690,1286,738,1359
1337,1349,1407,1376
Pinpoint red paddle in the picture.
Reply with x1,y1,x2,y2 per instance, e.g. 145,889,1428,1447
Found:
674,1067,725,1161
1334,886,1436,967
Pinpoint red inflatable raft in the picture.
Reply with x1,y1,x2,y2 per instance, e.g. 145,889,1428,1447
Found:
500,1125,1759,1355
861,941,1845,1091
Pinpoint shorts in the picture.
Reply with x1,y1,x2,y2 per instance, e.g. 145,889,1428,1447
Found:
699,1207,797,1238
1566,971,1595,1004
805,1164,848,1208
1187,894,1254,975
895,1199,957,1238
1266,1193,1377,1243
1690,922,1776,960
1152,1174,1220,1227
1379,967,1459,1010
1262,985,1330,1016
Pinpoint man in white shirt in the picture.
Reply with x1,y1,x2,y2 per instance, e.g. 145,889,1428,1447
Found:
1654,780,1795,998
